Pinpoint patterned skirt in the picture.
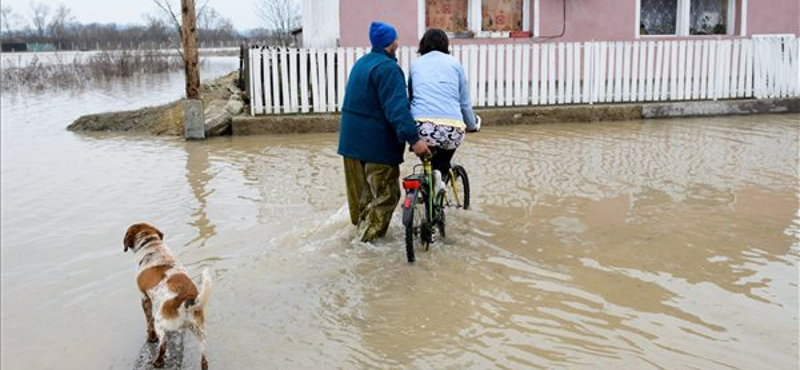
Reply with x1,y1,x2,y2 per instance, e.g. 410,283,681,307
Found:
415,120,466,150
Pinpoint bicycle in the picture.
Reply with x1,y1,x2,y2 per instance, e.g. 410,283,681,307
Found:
401,144,473,264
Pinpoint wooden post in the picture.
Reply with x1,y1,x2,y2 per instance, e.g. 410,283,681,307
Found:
181,0,200,100
181,0,204,139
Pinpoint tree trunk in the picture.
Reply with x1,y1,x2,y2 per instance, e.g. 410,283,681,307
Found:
181,0,200,100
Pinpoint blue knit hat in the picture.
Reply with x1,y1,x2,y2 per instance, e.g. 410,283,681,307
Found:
369,21,397,49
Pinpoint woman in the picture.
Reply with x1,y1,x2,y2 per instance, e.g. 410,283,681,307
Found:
409,28,480,190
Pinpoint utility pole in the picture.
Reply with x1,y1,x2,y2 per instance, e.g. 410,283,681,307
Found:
181,0,204,139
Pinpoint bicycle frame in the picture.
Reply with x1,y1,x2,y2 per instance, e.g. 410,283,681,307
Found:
446,167,462,207
402,115,478,263
403,155,466,226
402,152,471,263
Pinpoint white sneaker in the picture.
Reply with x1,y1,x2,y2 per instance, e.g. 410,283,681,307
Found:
433,170,446,194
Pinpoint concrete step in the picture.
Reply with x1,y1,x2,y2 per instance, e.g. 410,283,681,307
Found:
133,331,184,370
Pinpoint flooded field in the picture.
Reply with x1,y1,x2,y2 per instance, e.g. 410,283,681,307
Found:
0,48,239,68
1,57,798,369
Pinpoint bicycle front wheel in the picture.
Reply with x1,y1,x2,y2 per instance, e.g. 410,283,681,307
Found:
449,165,470,210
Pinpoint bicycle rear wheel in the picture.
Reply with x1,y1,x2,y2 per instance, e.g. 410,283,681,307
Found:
448,165,470,210
404,192,430,263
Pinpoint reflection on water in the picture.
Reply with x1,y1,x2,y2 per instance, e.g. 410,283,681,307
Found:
1,63,798,369
185,141,216,246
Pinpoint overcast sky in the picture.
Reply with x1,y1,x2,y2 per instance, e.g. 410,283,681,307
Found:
3,0,271,30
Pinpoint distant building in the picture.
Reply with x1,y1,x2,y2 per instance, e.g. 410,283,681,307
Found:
1,42,27,52
26,43,56,52
303,0,800,48
0,42,56,52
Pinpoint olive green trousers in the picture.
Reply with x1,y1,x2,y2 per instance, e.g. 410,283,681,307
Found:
343,157,401,243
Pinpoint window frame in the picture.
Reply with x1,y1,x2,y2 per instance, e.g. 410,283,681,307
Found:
418,0,533,39
636,0,738,38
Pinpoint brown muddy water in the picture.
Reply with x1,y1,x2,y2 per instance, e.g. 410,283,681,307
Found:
2,58,799,370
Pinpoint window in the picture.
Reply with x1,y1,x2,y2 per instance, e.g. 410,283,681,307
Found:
482,0,524,32
426,0,470,34
419,0,532,38
690,0,729,35
639,0,735,36
640,0,678,35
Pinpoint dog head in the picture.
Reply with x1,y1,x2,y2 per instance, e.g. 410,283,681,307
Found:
124,223,164,253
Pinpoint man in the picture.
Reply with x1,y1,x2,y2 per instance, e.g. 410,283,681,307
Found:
338,21,430,243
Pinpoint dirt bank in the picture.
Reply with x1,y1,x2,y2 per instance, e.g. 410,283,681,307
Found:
67,71,243,135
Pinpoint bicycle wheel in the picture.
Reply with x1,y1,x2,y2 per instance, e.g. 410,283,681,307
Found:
404,191,430,263
448,165,470,210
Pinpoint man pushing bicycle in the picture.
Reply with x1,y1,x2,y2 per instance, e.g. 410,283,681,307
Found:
338,21,430,243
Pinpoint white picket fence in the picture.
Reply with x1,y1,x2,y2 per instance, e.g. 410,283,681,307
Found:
247,37,799,115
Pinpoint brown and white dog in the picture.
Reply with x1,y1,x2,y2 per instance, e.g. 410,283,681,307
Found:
124,223,212,369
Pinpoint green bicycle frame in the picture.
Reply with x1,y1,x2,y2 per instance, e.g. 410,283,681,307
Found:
447,168,461,207
423,156,434,222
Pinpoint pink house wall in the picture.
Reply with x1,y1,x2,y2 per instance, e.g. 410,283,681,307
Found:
537,0,800,41
538,0,638,42
339,0,420,48
748,0,799,36
337,0,799,48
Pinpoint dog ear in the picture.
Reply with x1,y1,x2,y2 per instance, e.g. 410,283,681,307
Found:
124,224,141,253
124,223,163,253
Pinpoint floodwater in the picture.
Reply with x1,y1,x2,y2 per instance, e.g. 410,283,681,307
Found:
2,57,798,370
0,48,239,68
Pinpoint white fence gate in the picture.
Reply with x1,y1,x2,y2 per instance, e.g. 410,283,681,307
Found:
247,37,800,115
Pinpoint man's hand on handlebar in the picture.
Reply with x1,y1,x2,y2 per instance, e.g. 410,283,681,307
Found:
411,139,431,156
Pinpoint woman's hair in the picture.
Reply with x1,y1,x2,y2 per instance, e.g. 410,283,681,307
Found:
418,28,450,55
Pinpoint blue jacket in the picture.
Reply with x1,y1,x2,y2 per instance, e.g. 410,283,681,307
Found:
409,51,477,130
338,48,420,165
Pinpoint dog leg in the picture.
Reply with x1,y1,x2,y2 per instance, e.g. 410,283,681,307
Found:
152,324,167,368
190,324,208,370
141,297,157,343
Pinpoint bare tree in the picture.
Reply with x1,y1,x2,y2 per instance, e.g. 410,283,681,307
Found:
1,5,16,36
180,0,200,100
30,2,50,39
48,4,75,44
147,0,211,38
255,0,299,46
148,0,181,36
198,7,220,31
142,14,172,46
195,7,236,46
1,2,240,50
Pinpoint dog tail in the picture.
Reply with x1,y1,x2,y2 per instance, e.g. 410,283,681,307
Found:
191,268,213,311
